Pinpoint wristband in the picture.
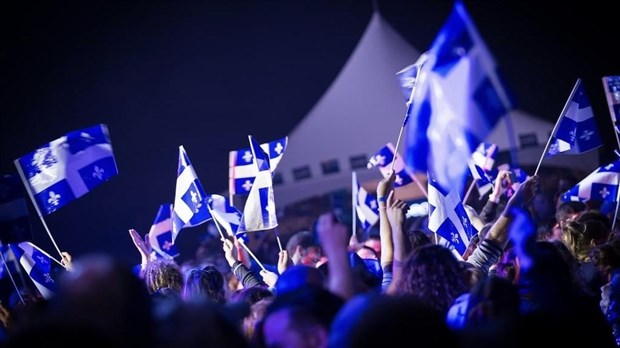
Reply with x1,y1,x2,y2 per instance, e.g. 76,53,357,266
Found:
378,196,387,202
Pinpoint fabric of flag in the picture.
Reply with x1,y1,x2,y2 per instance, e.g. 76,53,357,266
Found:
229,137,288,196
602,76,620,135
561,158,620,203
467,142,498,196
396,52,429,103
172,146,212,242
148,204,179,259
352,172,379,231
547,79,602,157
404,1,515,200
10,242,56,299
427,176,477,257
207,194,247,243
0,174,32,244
237,136,278,233
13,124,118,215
367,143,415,187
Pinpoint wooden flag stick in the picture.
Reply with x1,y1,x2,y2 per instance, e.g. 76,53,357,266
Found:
274,228,283,252
206,205,226,240
237,238,266,272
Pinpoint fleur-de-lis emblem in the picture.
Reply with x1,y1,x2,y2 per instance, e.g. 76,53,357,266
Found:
36,255,48,265
461,216,469,229
569,129,576,142
190,190,202,212
48,191,61,206
43,273,54,283
374,155,386,166
162,240,173,251
451,232,460,244
580,129,594,141
274,142,284,155
92,165,104,180
242,151,253,163
600,187,611,199
242,180,253,192
548,142,559,155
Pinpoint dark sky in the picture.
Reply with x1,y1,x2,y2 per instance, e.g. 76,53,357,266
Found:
1,0,618,265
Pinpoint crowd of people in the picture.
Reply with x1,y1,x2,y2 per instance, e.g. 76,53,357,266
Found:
1,168,620,348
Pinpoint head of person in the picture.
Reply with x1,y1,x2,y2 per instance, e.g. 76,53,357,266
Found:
182,265,227,304
256,286,344,348
285,230,322,267
143,258,184,295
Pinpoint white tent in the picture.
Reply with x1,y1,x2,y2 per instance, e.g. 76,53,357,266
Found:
272,11,600,207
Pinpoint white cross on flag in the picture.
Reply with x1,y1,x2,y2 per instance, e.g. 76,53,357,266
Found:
229,137,288,195
561,158,620,203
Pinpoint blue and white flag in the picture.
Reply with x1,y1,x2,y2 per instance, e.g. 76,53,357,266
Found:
561,158,620,203
172,146,212,242
237,136,278,233
547,78,602,157
229,137,288,196
207,194,246,242
0,174,32,244
467,143,499,196
602,76,620,135
14,124,118,215
404,1,515,199
148,204,179,259
367,143,416,187
427,176,477,257
10,242,57,299
352,172,379,231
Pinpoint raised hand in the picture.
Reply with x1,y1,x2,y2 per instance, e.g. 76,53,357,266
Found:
128,229,151,265
277,250,292,275
221,238,238,267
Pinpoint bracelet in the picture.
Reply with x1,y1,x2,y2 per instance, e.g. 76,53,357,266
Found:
378,196,387,202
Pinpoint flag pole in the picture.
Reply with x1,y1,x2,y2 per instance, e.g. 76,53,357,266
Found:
613,186,620,231
0,243,25,305
602,77,620,151
237,238,266,271
534,79,582,176
206,205,226,240
351,172,358,241
274,228,283,252
13,160,64,260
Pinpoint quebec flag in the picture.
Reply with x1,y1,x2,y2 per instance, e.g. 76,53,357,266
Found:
353,172,379,232
404,1,515,199
229,137,288,195
10,242,57,299
172,146,212,242
14,124,118,215
427,175,477,257
467,142,498,196
148,204,179,259
547,78,602,157
367,143,415,188
208,194,245,241
237,136,278,233
561,158,620,203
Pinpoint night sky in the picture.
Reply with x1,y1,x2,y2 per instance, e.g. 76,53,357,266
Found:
1,0,618,266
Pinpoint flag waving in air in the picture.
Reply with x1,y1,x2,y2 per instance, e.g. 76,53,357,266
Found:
427,175,477,257
352,172,379,232
237,135,278,233
208,194,244,240
367,143,415,188
14,124,118,215
229,137,288,196
404,1,515,198
148,204,179,259
546,78,602,157
172,146,212,242
561,158,620,203
10,241,58,299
